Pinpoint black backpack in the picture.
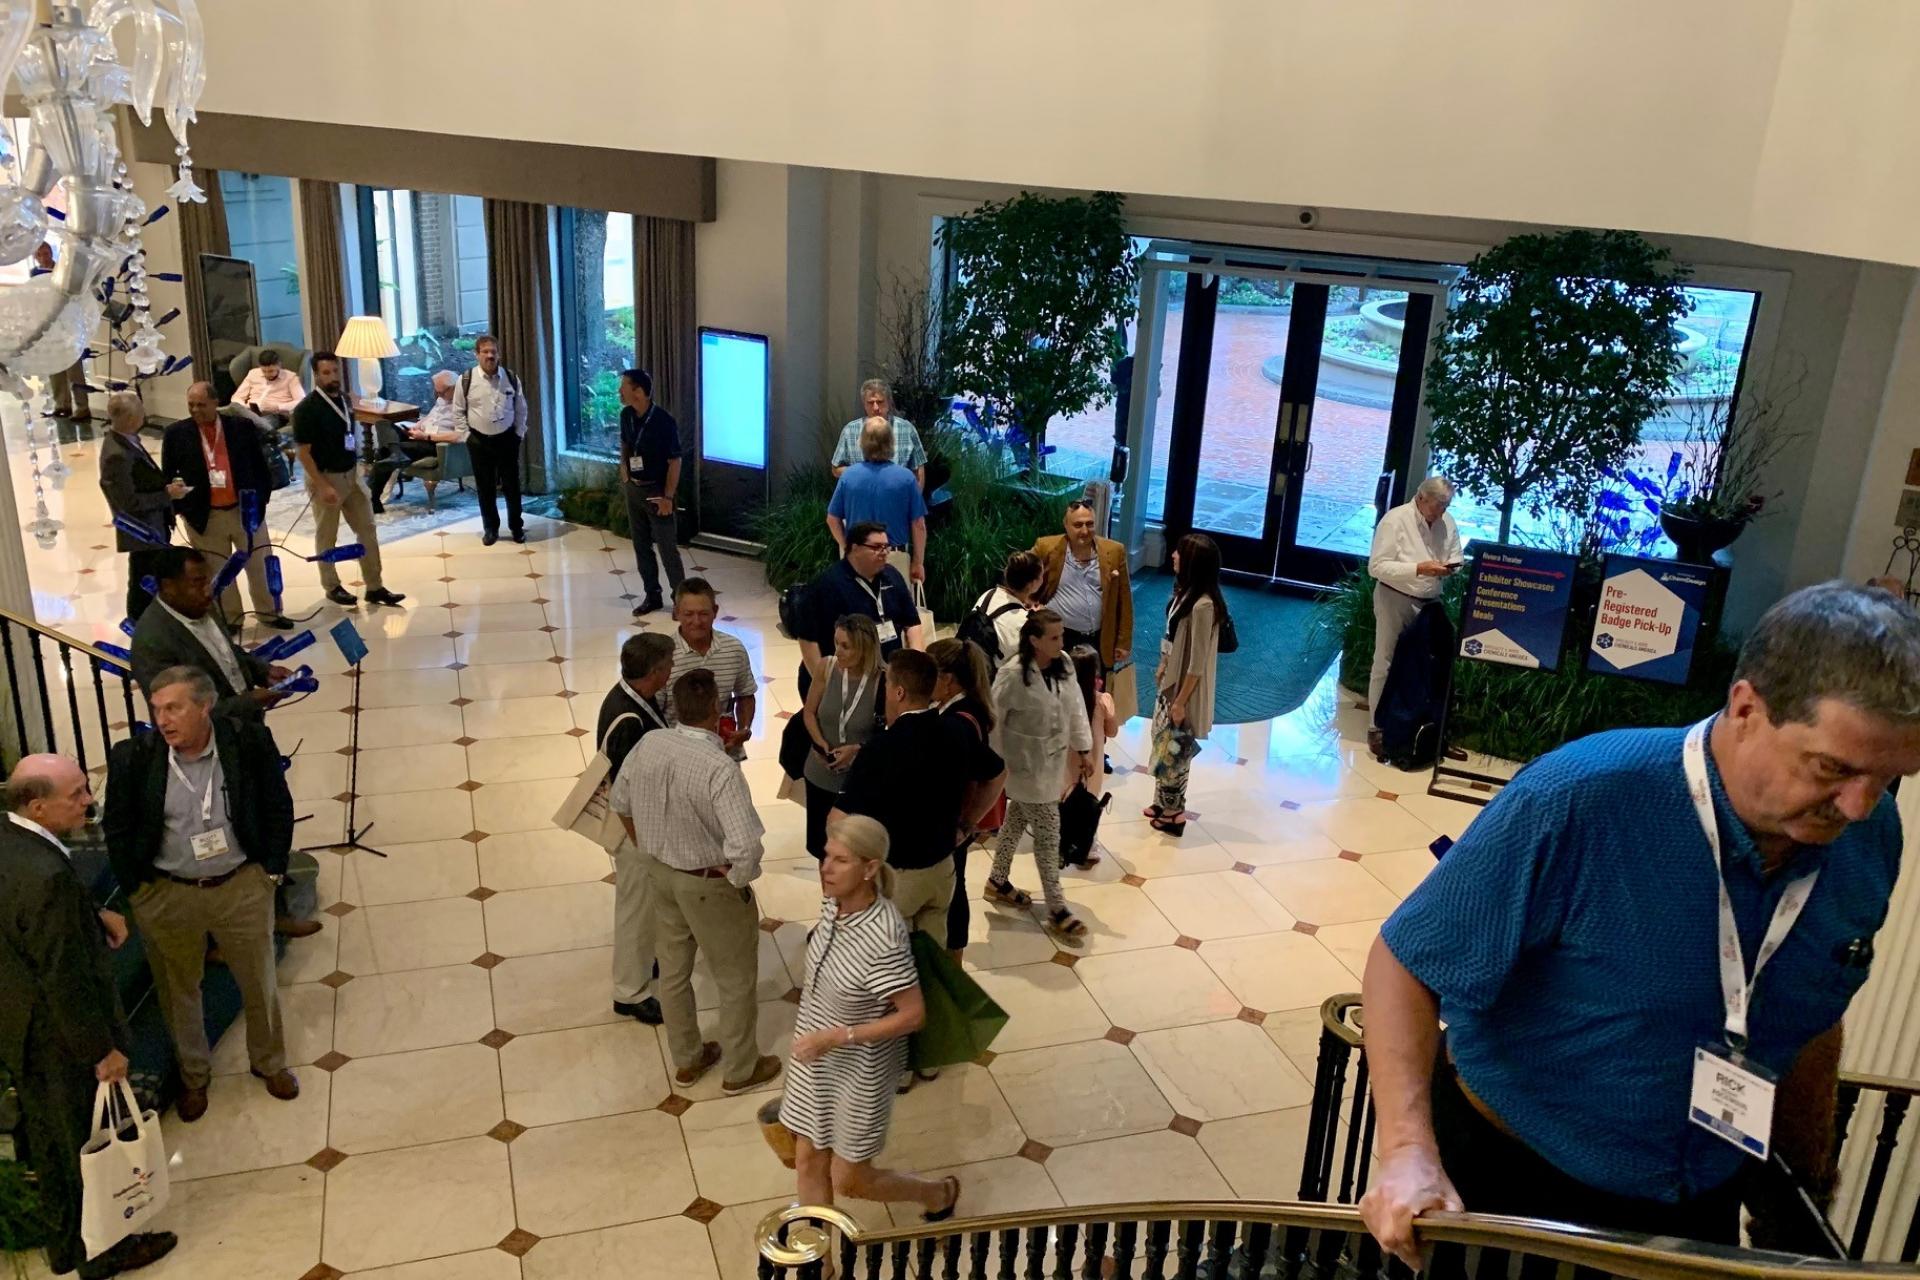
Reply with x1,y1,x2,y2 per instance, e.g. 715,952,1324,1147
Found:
777,582,809,641
956,593,1025,666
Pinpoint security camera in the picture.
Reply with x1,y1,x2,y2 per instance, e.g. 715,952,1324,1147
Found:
1298,208,1319,228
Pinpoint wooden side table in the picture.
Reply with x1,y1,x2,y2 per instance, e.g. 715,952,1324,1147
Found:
352,399,421,464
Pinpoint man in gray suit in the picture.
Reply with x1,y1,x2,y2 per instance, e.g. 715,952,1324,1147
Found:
0,754,178,1278
97,393,185,624
129,548,290,725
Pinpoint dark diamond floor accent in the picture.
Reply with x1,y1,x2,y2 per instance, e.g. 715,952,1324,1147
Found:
454,735,478,746
1050,952,1078,968
480,1028,515,1049
468,886,497,900
1293,921,1320,936
324,902,356,917
1168,1115,1203,1137
457,780,483,792
758,917,784,933
497,1228,540,1257
1120,873,1146,887
319,970,354,989
463,829,490,843
682,1196,725,1223
298,1265,343,1280
658,1095,693,1116
314,1050,352,1072
1174,936,1201,950
306,1147,347,1172
1104,1027,1136,1045
487,1119,526,1143
975,1050,997,1068
1018,1139,1052,1163
1232,862,1256,874
472,952,504,969
1237,1007,1267,1025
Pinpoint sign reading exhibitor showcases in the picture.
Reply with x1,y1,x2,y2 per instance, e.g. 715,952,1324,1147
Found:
1587,554,1711,685
1457,545,1579,671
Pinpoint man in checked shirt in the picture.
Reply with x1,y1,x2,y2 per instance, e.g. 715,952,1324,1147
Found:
614,668,782,1095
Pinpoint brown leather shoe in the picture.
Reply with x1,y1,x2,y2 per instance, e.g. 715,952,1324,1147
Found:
253,1068,300,1100
76,1230,177,1278
722,1054,783,1095
175,1085,208,1123
275,916,323,939
674,1041,722,1086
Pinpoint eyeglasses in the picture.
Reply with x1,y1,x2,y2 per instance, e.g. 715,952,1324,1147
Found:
857,541,890,552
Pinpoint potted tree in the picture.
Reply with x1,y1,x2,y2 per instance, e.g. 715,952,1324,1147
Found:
1424,229,1693,542
938,190,1135,472
1652,366,1804,563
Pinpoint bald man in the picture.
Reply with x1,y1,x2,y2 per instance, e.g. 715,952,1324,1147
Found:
0,755,178,1277
370,370,467,514
161,382,292,632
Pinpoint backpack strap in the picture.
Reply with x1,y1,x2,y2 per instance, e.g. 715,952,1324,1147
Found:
597,711,642,756
989,601,1025,621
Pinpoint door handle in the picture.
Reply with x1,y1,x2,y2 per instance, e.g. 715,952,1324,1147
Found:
1305,441,1314,474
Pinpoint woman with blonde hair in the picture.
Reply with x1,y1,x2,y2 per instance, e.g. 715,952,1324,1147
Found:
800,614,884,858
781,815,960,1220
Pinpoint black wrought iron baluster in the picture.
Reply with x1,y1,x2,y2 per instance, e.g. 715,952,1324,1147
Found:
912,1236,935,1279
119,659,136,731
891,1238,910,1280
1338,1053,1373,1202
1470,1244,1511,1280
1901,1193,1920,1263
865,1241,884,1280
1053,1223,1079,1278
1836,1081,1863,1155
1080,1222,1108,1280
1311,1221,1346,1277
1022,1226,1045,1279
1236,1222,1272,1279
1426,1240,1469,1280
1171,1220,1202,1280
0,622,26,751
27,631,55,751
1112,1221,1138,1280
1851,1093,1913,1258
89,656,111,755
968,1231,990,1280
939,1232,960,1280
757,1251,776,1279
1143,1219,1171,1280
839,1234,856,1280
59,645,84,771
1301,1028,1351,1200
799,1256,822,1280
997,1228,1018,1280
1349,1230,1386,1280
1201,1221,1234,1279
1355,1095,1379,1199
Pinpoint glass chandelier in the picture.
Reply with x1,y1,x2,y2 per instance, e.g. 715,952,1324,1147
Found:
0,0,205,542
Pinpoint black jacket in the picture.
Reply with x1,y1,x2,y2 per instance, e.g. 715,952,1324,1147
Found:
129,601,271,724
0,819,127,1077
103,717,295,889
98,428,175,552
161,410,273,534
595,683,668,779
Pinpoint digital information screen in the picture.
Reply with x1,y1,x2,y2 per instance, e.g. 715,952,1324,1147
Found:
699,328,769,468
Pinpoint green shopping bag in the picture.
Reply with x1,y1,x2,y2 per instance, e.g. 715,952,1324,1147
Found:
906,930,1007,1071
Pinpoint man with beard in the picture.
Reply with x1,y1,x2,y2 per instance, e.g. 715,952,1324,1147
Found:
290,352,406,609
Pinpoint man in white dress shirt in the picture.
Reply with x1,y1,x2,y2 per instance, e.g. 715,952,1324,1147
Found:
371,371,468,513
451,335,530,545
1367,476,1463,755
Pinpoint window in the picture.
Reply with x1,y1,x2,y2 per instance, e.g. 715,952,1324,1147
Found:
555,207,635,458
218,173,302,346
349,186,490,407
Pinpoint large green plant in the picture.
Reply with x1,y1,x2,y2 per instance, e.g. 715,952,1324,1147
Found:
754,464,837,591
938,191,1135,457
1425,229,1692,542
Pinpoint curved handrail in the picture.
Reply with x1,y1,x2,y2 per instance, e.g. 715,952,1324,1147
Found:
754,1200,1918,1279
1320,991,1363,1047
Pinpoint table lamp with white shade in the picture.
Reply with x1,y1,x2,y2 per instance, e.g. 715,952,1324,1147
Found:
335,316,399,410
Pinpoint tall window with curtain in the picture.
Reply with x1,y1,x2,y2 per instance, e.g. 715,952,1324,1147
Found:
555,207,635,458
348,185,491,407
218,172,301,346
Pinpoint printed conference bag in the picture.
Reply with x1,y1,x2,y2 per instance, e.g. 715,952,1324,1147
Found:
552,712,639,853
79,1080,169,1260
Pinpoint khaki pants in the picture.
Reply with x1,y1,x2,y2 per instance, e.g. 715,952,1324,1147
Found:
610,838,657,1004
128,863,285,1089
891,855,955,938
187,505,277,627
648,858,760,1080
313,470,385,592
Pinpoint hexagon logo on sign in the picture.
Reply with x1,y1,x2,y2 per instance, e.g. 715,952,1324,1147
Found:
1589,568,1682,671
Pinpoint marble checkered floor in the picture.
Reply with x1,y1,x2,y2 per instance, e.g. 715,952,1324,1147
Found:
11,418,1480,1279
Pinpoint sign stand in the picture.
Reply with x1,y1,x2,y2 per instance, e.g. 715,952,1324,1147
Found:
298,619,385,859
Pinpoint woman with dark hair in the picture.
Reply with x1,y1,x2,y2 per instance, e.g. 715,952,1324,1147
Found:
799,614,884,858
969,550,1045,663
929,637,1006,958
1147,533,1225,836
985,608,1094,938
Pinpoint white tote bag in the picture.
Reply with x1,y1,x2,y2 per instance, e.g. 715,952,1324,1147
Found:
551,712,640,853
79,1079,170,1260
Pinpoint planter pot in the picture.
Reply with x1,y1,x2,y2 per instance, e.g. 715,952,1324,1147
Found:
1660,509,1750,565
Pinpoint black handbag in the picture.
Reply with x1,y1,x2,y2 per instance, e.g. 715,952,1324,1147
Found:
779,711,812,782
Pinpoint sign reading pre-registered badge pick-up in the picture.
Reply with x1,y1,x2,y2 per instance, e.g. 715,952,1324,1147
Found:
1457,544,1578,671
1587,554,1711,685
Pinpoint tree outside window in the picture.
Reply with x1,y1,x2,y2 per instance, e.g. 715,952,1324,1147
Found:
557,208,635,458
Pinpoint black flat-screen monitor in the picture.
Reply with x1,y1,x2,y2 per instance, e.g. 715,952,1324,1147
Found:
696,327,770,542
199,253,259,399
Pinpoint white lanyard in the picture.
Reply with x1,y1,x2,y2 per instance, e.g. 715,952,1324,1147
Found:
1683,718,1820,1048
854,572,884,611
622,681,667,731
322,392,357,441
833,667,872,743
167,745,220,824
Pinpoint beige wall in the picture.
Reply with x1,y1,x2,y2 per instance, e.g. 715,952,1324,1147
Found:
1843,277,1920,586
192,0,1920,267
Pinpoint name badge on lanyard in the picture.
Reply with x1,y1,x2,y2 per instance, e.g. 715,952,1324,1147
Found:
199,427,227,491
857,574,898,645
1681,717,1818,1161
169,749,230,861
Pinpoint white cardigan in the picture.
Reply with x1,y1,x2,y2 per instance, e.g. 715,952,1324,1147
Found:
990,655,1094,804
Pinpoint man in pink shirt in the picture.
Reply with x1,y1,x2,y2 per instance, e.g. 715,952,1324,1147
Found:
229,349,306,424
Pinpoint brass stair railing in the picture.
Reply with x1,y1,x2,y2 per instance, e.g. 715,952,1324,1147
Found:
0,601,140,773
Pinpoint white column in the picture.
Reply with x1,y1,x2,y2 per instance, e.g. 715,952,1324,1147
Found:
1834,778,1920,1258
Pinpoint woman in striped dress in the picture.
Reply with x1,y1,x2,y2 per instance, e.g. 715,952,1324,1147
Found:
781,815,961,1219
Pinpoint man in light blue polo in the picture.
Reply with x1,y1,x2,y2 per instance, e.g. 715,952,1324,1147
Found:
830,379,926,490
1359,581,1920,1262
826,417,927,583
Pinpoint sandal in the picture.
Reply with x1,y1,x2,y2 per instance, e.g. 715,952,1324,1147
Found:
1149,813,1187,838
983,878,1033,908
1048,908,1088,939
924,1175,961,1224
1143,804,1164,820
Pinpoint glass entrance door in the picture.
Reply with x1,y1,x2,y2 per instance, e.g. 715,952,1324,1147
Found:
1155,269,1435,585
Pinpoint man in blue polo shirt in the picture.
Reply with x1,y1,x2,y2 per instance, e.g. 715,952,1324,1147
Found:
826,418,927,582
1360,581,1920,1262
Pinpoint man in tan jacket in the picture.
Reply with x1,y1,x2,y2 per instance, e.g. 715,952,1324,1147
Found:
1031,499,1133,674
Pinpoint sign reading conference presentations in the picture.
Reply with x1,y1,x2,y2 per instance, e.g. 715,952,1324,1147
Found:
1587,555,1711,685
1457,545,1578,671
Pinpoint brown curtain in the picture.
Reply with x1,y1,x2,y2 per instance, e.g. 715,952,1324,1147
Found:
484,199,552,493
296,178,348,353
632,216,697,420
177,169,230,382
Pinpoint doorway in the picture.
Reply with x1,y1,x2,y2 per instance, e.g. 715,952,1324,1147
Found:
1129,253,1444,586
